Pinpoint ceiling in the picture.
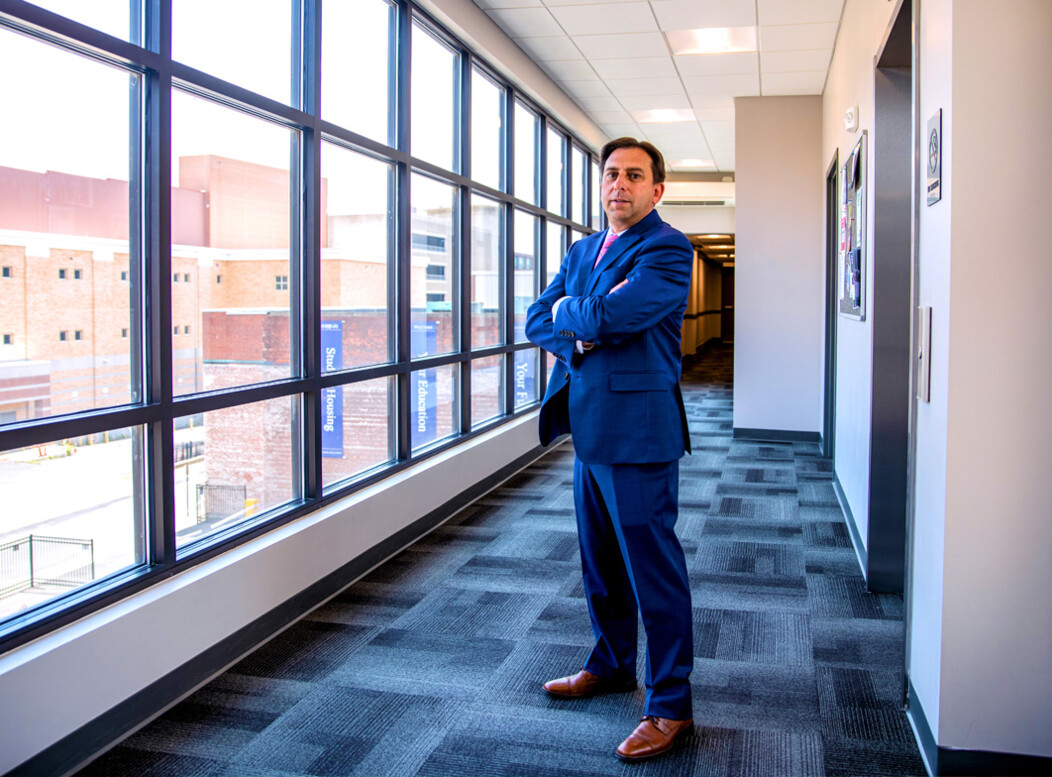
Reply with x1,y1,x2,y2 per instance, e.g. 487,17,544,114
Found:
471,0,846,177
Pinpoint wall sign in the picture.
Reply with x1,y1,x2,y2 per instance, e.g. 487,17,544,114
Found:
927,109,942,206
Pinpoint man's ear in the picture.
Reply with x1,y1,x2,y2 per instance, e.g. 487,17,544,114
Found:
652,182,665,206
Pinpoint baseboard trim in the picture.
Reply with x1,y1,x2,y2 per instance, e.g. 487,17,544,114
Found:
907,681,1052,776
833,472,868,579
732,427,821,444
12,443,554,777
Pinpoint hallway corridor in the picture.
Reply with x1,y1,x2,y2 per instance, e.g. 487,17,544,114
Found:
77,346,926,776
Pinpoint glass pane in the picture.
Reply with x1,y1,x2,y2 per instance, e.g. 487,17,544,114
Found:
175,397,298,552
572,145,587,225
470,194,502,350
591,158,602,228
513,210,537,343
321,143,393,371
172,0,292,106
0,30,137,424
471,69,502,191
322,377,396,491
546,127,564,216
411,23,458,171
411,174,456,357
410,364,456,451
514,347,539,410
25,1,138,43
0,427,145,623
323,0,392,144
171,89,294,396
514,102,538,205
546,222,565,289
471,355,502,428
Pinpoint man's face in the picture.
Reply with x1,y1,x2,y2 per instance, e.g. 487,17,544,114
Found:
601,146,665,232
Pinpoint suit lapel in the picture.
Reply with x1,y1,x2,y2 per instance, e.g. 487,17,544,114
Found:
584,210,661,295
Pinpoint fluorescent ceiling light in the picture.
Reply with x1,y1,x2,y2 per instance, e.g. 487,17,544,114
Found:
633,108,696,124
668,27,757,55
670,158,715,169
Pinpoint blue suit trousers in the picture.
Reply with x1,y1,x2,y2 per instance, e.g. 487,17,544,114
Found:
574,457,694,720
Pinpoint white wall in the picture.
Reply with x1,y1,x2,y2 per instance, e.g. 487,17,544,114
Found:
822,0,898,548
0,416,542,774
934,0,1052,756
734,96,824,434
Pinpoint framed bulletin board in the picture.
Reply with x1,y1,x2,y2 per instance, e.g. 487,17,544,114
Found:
839,131,867,319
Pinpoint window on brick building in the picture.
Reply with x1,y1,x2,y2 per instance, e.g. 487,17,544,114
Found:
0,0,584,643
2,266,11,277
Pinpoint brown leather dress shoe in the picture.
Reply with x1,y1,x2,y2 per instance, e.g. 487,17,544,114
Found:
542,669,636,698
615,715,693,761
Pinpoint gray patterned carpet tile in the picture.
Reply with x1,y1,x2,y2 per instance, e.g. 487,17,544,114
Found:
75,345,926,777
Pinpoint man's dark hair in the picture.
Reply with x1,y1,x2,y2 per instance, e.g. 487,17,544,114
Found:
600,137,667,184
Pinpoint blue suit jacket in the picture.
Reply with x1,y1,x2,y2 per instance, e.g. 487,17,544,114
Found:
525,209,693,464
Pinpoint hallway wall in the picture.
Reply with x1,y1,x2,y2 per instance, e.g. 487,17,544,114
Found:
733,95,824,435
920,0,1052,758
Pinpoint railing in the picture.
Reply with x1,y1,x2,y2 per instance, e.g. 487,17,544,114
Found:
0,535,95,599
175,440,204,463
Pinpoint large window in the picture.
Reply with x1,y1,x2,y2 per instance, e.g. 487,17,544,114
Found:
0,1,597,646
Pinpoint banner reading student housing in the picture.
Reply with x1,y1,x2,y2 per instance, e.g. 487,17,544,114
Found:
321,321,343,458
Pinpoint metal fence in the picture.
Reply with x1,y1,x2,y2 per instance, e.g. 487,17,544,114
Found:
196,484,247,524
0,535,95,599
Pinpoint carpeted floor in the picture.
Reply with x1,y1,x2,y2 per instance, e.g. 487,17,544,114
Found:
76,345,927,776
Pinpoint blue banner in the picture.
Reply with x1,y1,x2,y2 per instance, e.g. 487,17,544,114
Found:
514,322,534,407
321,321,343,458
411,320,438,448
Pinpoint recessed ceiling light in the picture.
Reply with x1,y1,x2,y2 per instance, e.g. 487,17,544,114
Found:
668,27,758,56
670,158,715,169
633,108,696,124
706,234,729,238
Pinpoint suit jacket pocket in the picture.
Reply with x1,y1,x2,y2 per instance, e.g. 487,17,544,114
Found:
609,371,667,392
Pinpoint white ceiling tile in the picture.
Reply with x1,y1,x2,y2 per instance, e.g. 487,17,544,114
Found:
761,70,827,94
548,2,658,36
515,35,583,61
688,95,736,111
591,57,678,80
486,7,562,37
691,102,735,121
574,32,669,59
683,72,760,96
575,95,624,111
652,0,757,30
644,125,706,142
757,0,845,26
601,123,646,138
702,119,734,135
674,51,758,77
619,92,692,112
473,0,543,9
606,77,685,98
761,49,831,73
759,22,838,52
542,59,597,80
544,0,640,5
589,109,636,124
559,78,613,98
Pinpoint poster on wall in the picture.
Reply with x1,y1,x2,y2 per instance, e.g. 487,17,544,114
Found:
839,131,867,320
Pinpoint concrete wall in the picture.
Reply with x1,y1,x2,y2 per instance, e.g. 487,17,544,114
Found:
733,95,824,434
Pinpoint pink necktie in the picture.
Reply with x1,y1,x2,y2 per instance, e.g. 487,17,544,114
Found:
594,231,618,268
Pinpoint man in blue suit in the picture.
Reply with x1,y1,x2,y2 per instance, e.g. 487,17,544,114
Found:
525,138,694,761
